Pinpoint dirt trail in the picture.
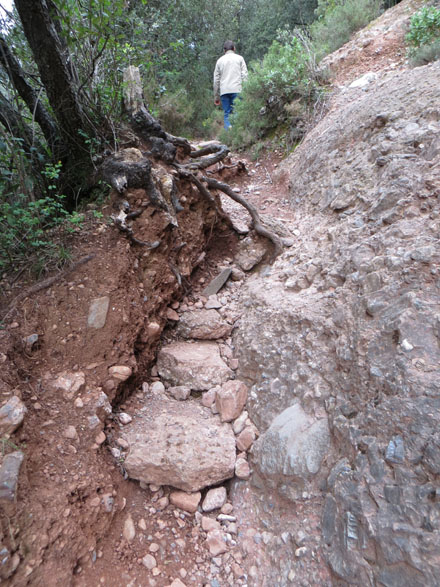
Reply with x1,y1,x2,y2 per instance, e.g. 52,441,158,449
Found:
0,1,419,582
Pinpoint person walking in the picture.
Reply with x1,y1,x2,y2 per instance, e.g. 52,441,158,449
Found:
213,40,248,130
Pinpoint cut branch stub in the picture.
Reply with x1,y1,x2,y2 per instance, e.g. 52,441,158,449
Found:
122,66,191,158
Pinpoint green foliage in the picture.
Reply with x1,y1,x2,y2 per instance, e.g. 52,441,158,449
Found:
227,34,322,148
310,0,383,60
0,159,87,275
407,5,440,48
409,38,440,66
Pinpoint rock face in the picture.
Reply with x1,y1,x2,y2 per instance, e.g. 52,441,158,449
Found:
123,393,236,492
234,61,440,586
156,341,233,390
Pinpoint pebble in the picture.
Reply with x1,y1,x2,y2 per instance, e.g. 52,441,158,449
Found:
139,518,147,531
116,437,129,449
142,554,157,570
149,543,160,553
63,425,78,440
150,381,165,394
118,413,132,425
95,431,106,445
202,487,227,512
123,515,136,542
170,491,201,513
108,365,132,381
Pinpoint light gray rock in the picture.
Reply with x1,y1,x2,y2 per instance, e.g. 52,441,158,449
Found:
202,268,232,297
0,451,24,509
176,309,232,340
87,296,110,329
202,487,227,512
0,397,27,436
235,236,267,271
252,404,330,497
123,394,236,492
168,385,191,401
157,341,233,391
50,371,85,399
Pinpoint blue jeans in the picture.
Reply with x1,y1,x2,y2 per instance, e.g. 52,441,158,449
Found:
220,93,238,129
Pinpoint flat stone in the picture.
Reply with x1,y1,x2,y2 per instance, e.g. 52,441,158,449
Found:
202,268,232,297
215,380,248,422
157,342,233,391
170,491,201,513
0,396,27,436
166,308,180,321
202,516,221,532
176,309,232,340
168,386,191,401
123,394,236,492
206,529,228,556
0,451,24,509
202,487,227,512
87,296,110,329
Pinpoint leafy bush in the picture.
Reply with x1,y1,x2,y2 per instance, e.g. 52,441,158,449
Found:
409,38,440,66
227,34,323,149
310,0,383,60
407,5,440,65
156,89,195,137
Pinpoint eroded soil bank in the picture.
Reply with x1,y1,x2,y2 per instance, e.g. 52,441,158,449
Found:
0,147,290,586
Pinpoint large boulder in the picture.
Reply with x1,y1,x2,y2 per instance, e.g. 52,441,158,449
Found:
156,341,233,390
122,393,236,492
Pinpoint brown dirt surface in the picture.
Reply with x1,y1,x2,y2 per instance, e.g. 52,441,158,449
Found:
0,1,422,583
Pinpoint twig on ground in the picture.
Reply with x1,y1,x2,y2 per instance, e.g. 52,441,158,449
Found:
1,254,95,322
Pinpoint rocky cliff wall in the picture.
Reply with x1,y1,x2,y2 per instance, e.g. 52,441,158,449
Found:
234,61,440,585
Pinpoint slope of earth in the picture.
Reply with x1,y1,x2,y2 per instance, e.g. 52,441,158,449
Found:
0,141,292,586
235,38,440,587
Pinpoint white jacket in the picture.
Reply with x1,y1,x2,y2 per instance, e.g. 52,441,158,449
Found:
213,50,248,99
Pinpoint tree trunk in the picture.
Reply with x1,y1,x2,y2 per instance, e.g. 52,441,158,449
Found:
14,0,92,163
0,36,58,154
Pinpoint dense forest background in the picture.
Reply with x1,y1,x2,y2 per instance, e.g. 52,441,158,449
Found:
1,0,438,276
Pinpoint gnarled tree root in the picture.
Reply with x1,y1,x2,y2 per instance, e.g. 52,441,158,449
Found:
202,176,284,259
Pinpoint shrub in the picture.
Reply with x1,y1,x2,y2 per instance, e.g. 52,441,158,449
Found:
156,89,195,137
227,33,323,149
310,0,383,60
407,5,440,65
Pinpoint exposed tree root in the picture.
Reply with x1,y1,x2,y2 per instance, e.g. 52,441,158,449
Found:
202,176,284,258
181,144,230,170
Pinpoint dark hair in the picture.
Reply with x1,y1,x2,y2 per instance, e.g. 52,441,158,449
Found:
223,40,235,52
